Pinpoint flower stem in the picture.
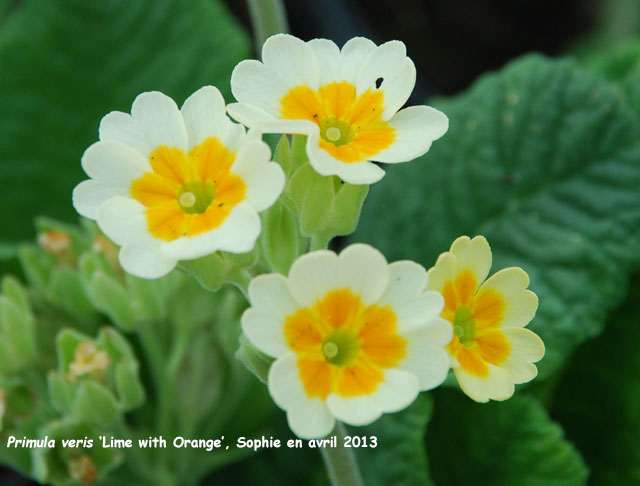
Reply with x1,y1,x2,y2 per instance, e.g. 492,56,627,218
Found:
310,234,332,251
320,422,364,486
247,0,289,55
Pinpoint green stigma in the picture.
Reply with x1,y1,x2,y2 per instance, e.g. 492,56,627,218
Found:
321,329,361,366
177,180,216,214
453,306,476,346
319,117,356,147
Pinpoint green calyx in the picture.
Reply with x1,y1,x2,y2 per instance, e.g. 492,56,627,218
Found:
453,306,476,346
322,329,361,366
319,118,356,147
177,180,216,214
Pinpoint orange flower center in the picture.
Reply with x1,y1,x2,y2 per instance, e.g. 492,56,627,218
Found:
280,81,395,163
283,288,406,399
442,270,511,377
130,137,246,241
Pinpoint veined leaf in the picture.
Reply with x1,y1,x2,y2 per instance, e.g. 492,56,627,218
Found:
355,394,434,486
427,390,588,485
550,273,640,485
0,0,249,243
353,55,640,378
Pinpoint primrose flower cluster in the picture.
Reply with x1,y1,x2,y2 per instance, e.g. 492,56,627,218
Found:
72,34,544,439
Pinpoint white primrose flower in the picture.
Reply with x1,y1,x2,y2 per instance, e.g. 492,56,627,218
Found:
227,34,449,185
241,244,452,439
72,86,285,279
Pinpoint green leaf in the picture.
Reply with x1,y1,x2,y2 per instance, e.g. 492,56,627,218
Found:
260,199,302,275
353,55,640,378
72,381,120,425
88,271,138,330
287,162,336,237
114,362,145,411
549,273,640,485
426,389,588,485
0,0,249,243
235,334,274,384
355,394,434,486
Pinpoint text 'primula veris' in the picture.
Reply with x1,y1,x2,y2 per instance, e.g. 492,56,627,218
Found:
72,86,285,279
427,236,545,402
227,34,449,184
242,243,452,439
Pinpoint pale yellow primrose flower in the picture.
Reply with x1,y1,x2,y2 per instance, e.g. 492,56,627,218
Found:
72,86,285,279
426,236,544,402
227,34,449,185
242,243,452,438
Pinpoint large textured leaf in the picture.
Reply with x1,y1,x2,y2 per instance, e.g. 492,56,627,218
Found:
427,389,588,485
550,273,640,485
353,55,640,378
355,394,433,486
0,0,249,243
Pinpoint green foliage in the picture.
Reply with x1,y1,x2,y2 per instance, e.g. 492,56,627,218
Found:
427,389,588,485
0,0,249,244
51,327,145,422
284,136,369,247
0,218,279,485
355,394,434,486
353,55,640,379
32,420,123,486
236,334,274,384
550,274,640,485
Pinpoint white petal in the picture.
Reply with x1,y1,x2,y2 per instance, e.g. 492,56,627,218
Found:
356,41,416,119
502,327,545,362
309,38,341,86
181,85,242,150
243,162,285,211
241,309,288,358
454,365,515,403
227,102,317,135
160,203,261,260
231,140,285,211
119,240,177,279
378,260,428,307
97,195,178,278
96,196,147,246
500,355,538,384
248,273,300,317
262,34,319,91
395,293,445,331
287,397,335,440
99,91,188,156
306,132,385,184
403,316,453,349
399,322,453,390
479,268,538,328
372,106,449,163
426,251,458,293
288,250,339,307
230,60,291,121
81,141,151,184
243,273,300,357
337,244,389,306
339,37,377,84
326,369,418,425
220,123,249,152
268,354,335,439
72,180,128,219
246,127,263,141
451,235,492,286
